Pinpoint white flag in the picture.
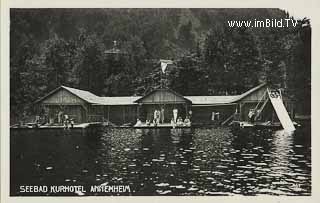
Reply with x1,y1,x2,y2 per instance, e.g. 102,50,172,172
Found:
161,62,167,73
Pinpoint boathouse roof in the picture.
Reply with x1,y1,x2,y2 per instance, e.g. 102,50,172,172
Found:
35,83,268,106
134,88,192,104
61,86,104,104
233,83,267,102
185,96,238,106
93,96,141,105
185,83,267,105
34,85,103,104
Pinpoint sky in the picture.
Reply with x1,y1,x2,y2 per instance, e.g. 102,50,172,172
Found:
283,7,310,20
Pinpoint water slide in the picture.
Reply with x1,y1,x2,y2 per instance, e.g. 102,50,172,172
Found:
268,89,296,132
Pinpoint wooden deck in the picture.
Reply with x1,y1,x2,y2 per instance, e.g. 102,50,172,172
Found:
10,122,105,136
134,122,191,129
10,122,104,129
230,121,300,130
42,122,103,129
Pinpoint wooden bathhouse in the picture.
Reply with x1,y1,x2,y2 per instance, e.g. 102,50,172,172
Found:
135,89,192,123
34,86,139,125
34,83,295,126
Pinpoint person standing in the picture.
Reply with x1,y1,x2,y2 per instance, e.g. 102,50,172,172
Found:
188,110,192,122
64,114,69,129
161,108,165,123
58,111,63,124
173,108,178,123
154,109,157,121
156,110,160,124
248,109,256,123
70,118,74,128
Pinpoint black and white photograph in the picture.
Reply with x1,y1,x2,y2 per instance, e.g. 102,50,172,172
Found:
5,6,313,197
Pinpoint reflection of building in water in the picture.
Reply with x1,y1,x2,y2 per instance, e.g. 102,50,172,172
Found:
270,130,294,175
170,128,185,143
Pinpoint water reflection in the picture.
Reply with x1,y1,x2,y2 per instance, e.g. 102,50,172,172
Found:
10,127,311,196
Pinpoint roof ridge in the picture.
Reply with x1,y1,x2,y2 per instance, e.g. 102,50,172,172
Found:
231,83,267,102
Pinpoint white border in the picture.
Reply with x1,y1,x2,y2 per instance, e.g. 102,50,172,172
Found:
1,0,320,203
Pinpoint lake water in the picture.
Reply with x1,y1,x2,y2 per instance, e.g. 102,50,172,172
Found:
10,126,311,196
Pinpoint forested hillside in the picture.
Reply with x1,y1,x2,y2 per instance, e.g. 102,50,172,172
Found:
10,8,311,122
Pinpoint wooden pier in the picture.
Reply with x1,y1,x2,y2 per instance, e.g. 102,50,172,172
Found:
133,122,191,129
230,121,300,131
10,122,105,136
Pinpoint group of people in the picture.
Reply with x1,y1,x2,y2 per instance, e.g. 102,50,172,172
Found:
58,111,74,129
135,108,192,127
63,114,74,129
171,116,191,128
153,108,165,124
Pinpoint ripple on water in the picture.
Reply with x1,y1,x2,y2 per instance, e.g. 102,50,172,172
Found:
156,190,172,195
156,183,170,187
212,171,224,175
215,162,229,168
11,127,311,196
200,170,211,174
187,187,199,192
254,162,268,166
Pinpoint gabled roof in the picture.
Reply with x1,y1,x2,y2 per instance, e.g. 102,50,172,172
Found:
134,88,192,104
35,83,268,106
231,83,267,102
93,96,141,105
61,86,104,104
185,83,267,105
185,96,238,105
34,86,103,104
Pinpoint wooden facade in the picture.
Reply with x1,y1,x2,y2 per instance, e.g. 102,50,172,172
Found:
40,89,86,105
191,104,237,125
105,105,137,125
37,88,89,123
236,84,295,122
135,89,189,104
135,89,192,123
138,104,189,123
35,83,295,126
88,105,137,125
237,85,268,121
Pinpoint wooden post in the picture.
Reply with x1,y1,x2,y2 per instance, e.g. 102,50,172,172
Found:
123,106,125,124
185,104,188,118
137,104,140,120
239,103,243,121
108,106,110,121
84,105,88,123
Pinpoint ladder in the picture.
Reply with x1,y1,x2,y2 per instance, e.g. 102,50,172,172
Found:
251,90,269,121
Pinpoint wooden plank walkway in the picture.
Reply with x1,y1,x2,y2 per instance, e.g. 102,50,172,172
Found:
11,122,103,129
134,123,191,129
231,121,301,130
